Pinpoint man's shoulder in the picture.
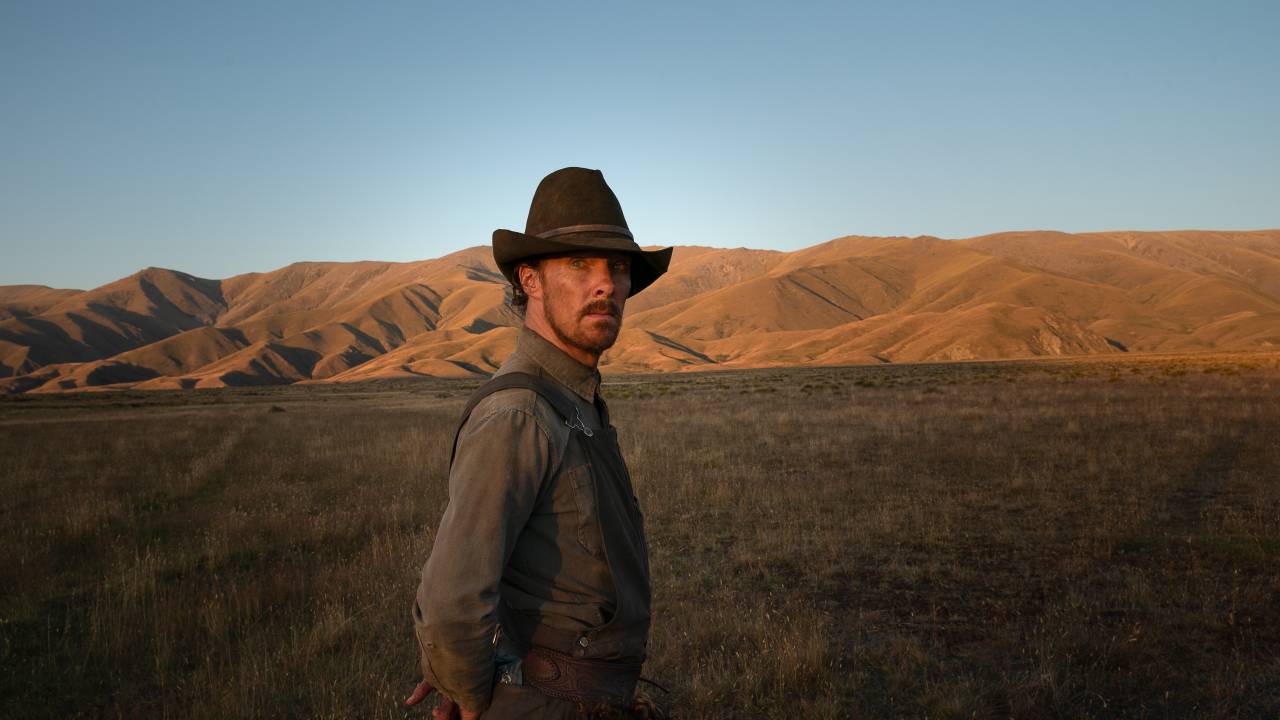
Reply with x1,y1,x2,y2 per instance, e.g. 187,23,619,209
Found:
467,384,540,418
461,380,571,447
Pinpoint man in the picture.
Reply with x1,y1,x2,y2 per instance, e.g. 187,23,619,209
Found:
406,167,672,719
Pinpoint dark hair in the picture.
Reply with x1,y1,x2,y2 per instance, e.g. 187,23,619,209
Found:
508,260,539,316
509,280,528,315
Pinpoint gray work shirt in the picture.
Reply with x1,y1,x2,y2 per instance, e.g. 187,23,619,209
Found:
414,326,641,713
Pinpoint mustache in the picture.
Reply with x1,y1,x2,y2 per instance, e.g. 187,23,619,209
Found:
580,300,621,318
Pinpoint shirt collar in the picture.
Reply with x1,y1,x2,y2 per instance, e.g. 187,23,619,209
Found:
516,325,601,403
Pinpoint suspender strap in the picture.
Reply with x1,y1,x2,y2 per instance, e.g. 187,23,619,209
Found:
449,372,580,466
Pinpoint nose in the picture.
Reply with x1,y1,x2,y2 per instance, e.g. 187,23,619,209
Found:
590,259,615,298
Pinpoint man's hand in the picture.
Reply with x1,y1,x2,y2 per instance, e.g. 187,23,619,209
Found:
404,678,479,720
404,678,435,707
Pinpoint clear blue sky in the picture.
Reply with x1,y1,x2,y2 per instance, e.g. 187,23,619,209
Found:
2,1,1277,290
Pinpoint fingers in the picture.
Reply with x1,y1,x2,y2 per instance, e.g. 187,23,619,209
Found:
408,682,470,720
404,679,434,706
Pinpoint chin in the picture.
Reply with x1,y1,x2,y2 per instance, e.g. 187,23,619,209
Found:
576,328,620,353
587,333,620,352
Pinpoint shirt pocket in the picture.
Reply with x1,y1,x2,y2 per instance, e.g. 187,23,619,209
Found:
564,464,607,560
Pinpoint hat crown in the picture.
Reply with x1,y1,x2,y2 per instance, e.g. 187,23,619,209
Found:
492,167,672,297
524,167,630,238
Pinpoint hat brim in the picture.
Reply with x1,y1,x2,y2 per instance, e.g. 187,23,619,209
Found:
493,229,672,297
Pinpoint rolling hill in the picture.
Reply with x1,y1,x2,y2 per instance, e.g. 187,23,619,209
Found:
2,230,1277,393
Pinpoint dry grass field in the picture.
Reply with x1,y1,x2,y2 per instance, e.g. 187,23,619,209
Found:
2,351,1278,719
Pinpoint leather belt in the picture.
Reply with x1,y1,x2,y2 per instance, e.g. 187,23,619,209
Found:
522,645,643,707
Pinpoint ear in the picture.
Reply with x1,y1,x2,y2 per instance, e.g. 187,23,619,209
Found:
518,262,543,301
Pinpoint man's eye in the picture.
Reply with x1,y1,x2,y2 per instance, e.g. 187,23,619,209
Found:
612,261,630,272
570,259,586,269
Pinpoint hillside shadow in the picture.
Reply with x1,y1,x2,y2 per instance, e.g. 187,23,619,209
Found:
137,273,226,326
86,363,161,386
463,318,500,334
644,331,714,364
0,316,96,363
447,359,490,376
462,264,505,283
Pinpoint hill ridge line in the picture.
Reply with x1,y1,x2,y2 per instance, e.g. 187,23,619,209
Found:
2,229,1279,392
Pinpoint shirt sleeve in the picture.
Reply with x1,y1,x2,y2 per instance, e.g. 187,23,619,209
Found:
413,400,553,713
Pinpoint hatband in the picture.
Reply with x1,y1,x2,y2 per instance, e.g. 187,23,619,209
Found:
536,224,634,240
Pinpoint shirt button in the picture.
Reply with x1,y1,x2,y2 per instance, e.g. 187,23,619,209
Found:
578,636,590,648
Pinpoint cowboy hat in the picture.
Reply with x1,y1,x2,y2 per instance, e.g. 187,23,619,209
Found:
493,167,672,296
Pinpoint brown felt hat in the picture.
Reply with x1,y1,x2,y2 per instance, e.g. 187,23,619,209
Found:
493,167,672,296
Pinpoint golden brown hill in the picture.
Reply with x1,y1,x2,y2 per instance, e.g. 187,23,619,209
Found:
0,268,223,377
2,230,1277,393
964,230,1280,351
623,246,783,314
0,285,82,321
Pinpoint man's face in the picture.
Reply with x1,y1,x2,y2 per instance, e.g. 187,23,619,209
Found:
531,251,632,356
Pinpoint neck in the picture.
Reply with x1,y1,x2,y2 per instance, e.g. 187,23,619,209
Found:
523,308,601,368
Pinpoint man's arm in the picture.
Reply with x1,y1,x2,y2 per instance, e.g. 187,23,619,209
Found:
414,400,553,714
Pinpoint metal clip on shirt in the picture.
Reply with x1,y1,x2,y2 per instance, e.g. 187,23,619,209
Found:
493,625,524,686
566,407,594,437
495,656,524,686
